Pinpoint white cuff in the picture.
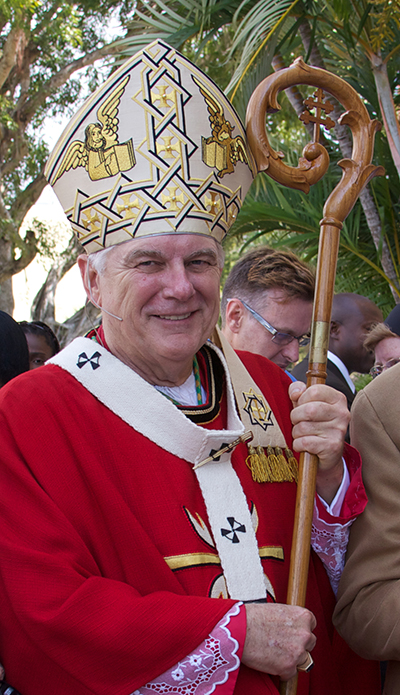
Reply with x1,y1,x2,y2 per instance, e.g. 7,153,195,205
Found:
317,458,350,517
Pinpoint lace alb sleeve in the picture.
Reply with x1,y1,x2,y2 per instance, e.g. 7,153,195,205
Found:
131,603,243,695
311,501,353,595
311,459,354,595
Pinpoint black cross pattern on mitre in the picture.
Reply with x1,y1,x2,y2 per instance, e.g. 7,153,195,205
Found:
221,517,246,543
77,351,101,370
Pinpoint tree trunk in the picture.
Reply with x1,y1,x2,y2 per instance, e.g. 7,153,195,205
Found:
0,240,15,314
31,254,77,325
370,52,400,181
298,19,400,301
0,279,14,314
56,302,101,348
272,54,315,139
30,234,86,342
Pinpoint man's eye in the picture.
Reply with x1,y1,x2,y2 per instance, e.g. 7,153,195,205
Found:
189,259,213,267
133,260,160,269
32,359,44,365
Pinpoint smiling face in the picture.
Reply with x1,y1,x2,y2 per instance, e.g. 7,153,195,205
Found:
78,234,223,386
224,288,313,369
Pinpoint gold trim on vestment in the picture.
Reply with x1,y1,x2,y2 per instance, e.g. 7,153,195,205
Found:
164,545,284,571
212,328,298,484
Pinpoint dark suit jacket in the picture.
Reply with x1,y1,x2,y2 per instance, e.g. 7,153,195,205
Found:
291,357,356,412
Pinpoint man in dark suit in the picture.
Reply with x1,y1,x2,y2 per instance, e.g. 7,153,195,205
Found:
292,293,382,410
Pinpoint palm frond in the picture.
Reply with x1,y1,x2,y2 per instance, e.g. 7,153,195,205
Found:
111,0,242,58
225,0,299,97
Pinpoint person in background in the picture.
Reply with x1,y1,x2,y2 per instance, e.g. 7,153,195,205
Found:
364,303,400,379
0,311,29,388
221,247,314,377
384,303,400,336
19,320,60,369
333,358,400,695
0,315,33,694
292,293,382,411
364,324,400,379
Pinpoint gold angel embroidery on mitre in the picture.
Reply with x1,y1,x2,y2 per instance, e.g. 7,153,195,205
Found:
52,75,136,183
193,76,250,178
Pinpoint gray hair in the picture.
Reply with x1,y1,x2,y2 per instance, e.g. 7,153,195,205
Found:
88,245,115,275
364,322,398,352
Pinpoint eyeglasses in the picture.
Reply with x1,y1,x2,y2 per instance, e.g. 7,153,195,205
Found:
370,358,400,379
235,299,310,347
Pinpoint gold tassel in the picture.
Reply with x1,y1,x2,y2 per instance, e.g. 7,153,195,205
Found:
266,446,286,482
246,445,272,482
246,445,264,482
274,446,296,482
285,447,299,483
256,445,274,482
246,444,299,484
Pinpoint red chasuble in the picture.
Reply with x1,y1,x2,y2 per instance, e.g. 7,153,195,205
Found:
0,344,379,695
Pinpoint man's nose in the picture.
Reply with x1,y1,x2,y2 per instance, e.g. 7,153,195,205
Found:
281,339,300,364
162,266,196,300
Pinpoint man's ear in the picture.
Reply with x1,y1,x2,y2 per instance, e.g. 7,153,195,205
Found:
77,254,101,305
224,299,245,334
330,320,341,341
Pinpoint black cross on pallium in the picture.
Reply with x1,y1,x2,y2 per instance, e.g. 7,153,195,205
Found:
221,517,246,543
77,351,101,370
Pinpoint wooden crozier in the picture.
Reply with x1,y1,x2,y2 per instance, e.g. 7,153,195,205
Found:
245,57,384,695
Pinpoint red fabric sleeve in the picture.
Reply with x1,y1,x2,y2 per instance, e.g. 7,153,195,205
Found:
315,443,367,525
0,373,236,695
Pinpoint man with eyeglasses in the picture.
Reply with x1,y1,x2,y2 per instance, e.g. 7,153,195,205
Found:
292,293,382,411
363,304,400,379
221,247,314,377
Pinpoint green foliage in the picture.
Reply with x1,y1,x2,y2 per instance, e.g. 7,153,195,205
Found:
32,219,71,263
353,372,373,391
224,0,296,96
230,172,396,314
73,0,400,316
115,0,244,57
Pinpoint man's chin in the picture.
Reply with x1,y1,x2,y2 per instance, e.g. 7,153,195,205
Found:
272,360,291,370
156,334,205,359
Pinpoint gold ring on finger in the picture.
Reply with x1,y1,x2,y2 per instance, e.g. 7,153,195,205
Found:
297,651,314,673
